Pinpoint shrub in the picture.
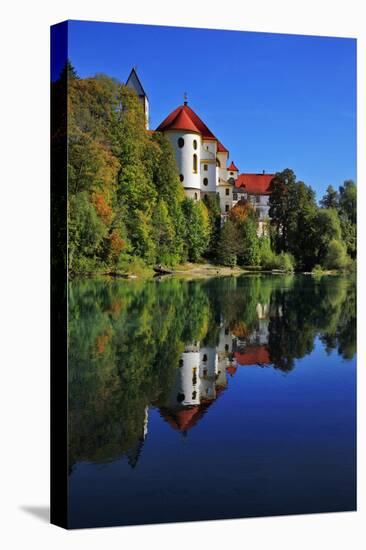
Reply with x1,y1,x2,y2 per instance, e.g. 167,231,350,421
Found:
277,252,295,272
258,239,294,271
323,239,349,270
259,238,275,269
312,264,324,276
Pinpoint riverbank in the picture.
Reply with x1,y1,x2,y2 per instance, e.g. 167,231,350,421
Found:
71,262,294,280
70,260,354,280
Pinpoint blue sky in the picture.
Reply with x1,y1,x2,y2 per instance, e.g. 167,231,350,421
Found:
63,20,356,200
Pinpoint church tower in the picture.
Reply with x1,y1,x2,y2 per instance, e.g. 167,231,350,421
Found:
126,67,149,129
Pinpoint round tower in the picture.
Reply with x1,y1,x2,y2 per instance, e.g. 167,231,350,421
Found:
156,103,202,200
167,129,201,199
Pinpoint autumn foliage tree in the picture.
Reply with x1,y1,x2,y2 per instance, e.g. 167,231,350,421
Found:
63,61,214,274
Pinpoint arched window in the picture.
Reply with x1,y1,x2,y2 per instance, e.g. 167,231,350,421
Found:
203,178,208,186
178,137,184,148
216,158,221,167
194,192,198,200
193,154,198,173
203,354,208,362
179,174,184,182
193,139,197,150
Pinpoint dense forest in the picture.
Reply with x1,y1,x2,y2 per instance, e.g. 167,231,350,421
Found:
68,274,356,468
53,63,356,275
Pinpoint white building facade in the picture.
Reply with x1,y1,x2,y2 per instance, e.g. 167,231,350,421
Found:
126,69,275,229
156,101,274,231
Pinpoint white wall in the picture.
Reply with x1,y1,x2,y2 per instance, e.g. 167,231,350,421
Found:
144,96,149,129
164,130,201,191
218,183,233,213
217,151,228,183
165,351,201,407
199,347,218,400
200,160,216,193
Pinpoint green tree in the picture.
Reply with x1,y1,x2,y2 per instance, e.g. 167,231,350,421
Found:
313,208,342,266
236,216,260,266
339,180,356,225
269,170,317,269
268,168,297,252
152,200,176,264
323,239,349,270
338,180,356,259
320,185,339,209
68,192,107,272
217,219,239,267
203,194,222,260
182,199,210,262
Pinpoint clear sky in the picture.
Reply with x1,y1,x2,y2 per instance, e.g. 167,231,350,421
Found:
64,20,356,200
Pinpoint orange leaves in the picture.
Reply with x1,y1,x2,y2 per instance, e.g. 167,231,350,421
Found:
95,332,111,354
107,299,124,318
92,191,113,225
229,320,250,339
229,199,255,223
108,229,126,261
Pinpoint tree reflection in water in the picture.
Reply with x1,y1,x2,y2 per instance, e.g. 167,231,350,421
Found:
68,274,356,471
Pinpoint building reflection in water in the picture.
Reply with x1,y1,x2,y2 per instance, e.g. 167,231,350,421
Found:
158,301,273,436
125,406,149,468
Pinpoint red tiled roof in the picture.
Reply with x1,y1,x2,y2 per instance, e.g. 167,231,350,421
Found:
156,106,201,133
217,140,229,153
235,346,271,366
159,403,211,432
235,173,274,195
228,161,239,172
156,104,224,147
226,364,237,377
159,386,226,433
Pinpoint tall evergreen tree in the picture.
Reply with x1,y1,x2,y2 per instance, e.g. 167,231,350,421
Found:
320,185,339,209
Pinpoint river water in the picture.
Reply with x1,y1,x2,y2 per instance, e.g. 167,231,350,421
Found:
68,274,356,528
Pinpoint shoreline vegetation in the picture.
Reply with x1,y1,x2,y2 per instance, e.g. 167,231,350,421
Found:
69,261,352,281
54,63,356,279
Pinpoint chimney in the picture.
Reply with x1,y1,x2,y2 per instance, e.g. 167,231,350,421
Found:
262,170,265,174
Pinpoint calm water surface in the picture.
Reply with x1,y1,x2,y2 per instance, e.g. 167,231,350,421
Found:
68,274,356,528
